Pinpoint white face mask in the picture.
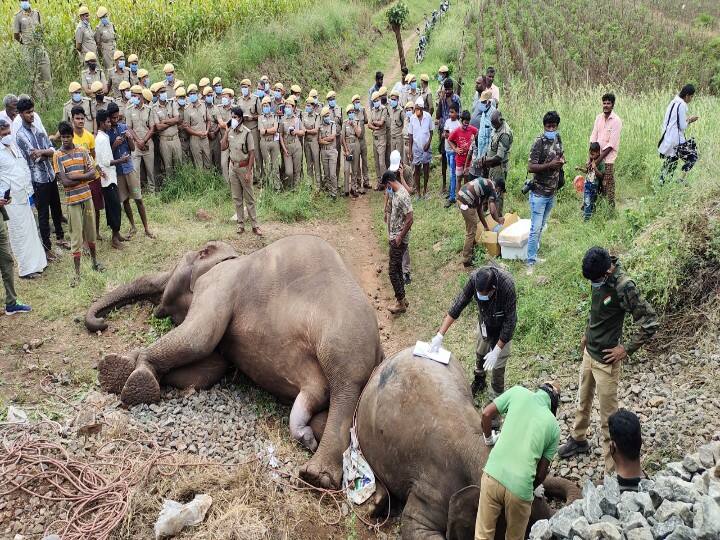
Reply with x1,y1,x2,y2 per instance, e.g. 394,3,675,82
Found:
1,134,13,146
230,118,239,130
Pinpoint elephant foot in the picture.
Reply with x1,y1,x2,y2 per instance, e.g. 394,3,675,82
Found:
296,426,319,452
364,481,390,518
98,353,137,395
299,455,343,490
121,363,161,406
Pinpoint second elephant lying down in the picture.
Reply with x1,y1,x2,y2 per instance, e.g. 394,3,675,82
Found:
356,348,581,539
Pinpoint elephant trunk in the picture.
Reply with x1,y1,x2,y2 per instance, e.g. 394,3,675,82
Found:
85,271,171,332
543,476,582,504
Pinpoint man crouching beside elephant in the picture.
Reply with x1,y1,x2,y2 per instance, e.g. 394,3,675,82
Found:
476,382,561,540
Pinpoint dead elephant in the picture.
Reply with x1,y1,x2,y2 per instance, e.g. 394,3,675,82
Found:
355,348,581,539
85,235,384,489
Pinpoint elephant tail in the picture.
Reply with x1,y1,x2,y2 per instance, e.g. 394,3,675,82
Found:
543,475,582,503
85,271,171,332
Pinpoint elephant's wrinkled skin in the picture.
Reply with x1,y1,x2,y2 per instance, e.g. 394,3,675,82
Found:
355,349,581,539
86,235,384,489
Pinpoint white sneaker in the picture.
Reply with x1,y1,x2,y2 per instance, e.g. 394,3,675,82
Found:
230,213,238,222
536,258,546,265
526,265,535,276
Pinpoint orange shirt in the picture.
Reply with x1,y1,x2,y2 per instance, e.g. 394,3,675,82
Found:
590,112,622,164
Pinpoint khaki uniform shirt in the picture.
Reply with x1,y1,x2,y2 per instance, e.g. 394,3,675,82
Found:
75,22,97,55
108,68,130,99
389,106,405,139
420,88,434,115
355,107,368,140
126,104,158,146
216,106,232,127
206,104,220,133
342,120,360,143
280,116,302,145
63,98,94,124
328,106,342,136
156,100,180,138
237,96,260,129
94,23,116,57
94,96,116,115
258,114,279,141
12,9,42,45
301,112,320,140
177,106,188,140
228,125,254,164
81,68,107,95
319,121,337,148
400,89,419,108
370,107,389,138
128,71,139,88
185,103,208,134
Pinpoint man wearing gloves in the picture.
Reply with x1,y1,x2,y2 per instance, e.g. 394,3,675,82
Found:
430,265,517,397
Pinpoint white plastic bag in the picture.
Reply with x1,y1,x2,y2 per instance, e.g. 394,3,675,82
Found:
154,494,213,539
7,406,28,423
342,426,376,505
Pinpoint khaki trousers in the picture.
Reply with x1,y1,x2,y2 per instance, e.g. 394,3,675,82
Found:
260,139,281,189
304,137,321,187
229,164,257,229
475,473,532,540
359,136,370,187
460,203,480,264
159,136,183,178
343,140,361,194
390,134,404,158
571,348,621,472
320,147,338,197
373,135,388,182
249,127,262,178
189,135,212,170
179,134,191,161
0,217,17,306
283,140,303,188
132,140,156,192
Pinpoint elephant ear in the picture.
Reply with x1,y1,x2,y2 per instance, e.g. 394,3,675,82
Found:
446,485,480,540
189,242,238,292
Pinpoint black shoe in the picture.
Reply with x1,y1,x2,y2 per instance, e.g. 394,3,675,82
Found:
470,373,486,396
463,261,473,268
404,273,412,285
558,437,590,459
444,199,454,208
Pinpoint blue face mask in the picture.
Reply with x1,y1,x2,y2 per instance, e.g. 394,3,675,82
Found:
544,130,557,140
214,85,222,94
273,90,281,99
221,97,230,106
354,102,361,111
189,94,198,104
118,60,125,70
389,98,398,108
323,116,332,125
476,292,490,301
241,87,249,97
101,17,109,26
20,1,31,11
348,113,355,121
262,105,271,114
284,106,293,117
143,77,150,86
328,99,336,108
124,90,131,100
159,92,168,102
590,279,606,289
410,81,417,90
177,98,186,107
130,96,140,106
372,100,381,109
305,105,313,113
405,111,412,119
72,92,82,103
437,75,444,82
386,187,393,195
165,74,173,83
205,95,214,105
256,89,265,98
130,64,138,73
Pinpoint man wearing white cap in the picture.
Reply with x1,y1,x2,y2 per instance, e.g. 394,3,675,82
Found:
408,96,433,198
384,150,413,284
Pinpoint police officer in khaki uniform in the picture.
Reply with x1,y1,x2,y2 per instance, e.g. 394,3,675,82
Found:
108,51,130,99
400,73,420,108
13,1,52,99
237,79,261,178
302,96,321,187
75,6,97,63
402,101,415,183
319,106,338,198
350,94,370,190
290,84,302,103
62,81,95,129
342,105,362,197
271,83,285,113
127,54,140,87
258,96,281,190
91,80,115,117
163,64,177,100
81,52,107,96
212,77,223,100
279,97,304,189
137,69,150,90
117,81,131,118
203,86,222,170
155,82,184,179
419,74,435,115
174,87,191,161
326,91,342,178
388,88,405,158
126,86,158,192
183,84,211,170
221,108,262,236
308,88,321,109
94,7,116,72
368,90,389,185
216,89,234,181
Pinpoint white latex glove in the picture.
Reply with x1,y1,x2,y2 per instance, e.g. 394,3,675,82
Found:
484,430,499,446
430,333,444,353
483,345,502,371
534,484,545,498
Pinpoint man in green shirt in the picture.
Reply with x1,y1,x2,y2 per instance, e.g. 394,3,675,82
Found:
476,383,561,540
559,247,658,472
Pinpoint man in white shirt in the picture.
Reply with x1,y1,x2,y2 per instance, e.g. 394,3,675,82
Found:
408,97,434,198
0,119,46,278
95,109,128,249
0,95,18,132
658,84,698,184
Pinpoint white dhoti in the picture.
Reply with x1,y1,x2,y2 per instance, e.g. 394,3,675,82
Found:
6,201,47,277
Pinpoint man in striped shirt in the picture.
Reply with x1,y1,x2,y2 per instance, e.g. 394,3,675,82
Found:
456,176,504,267
53,121,104,285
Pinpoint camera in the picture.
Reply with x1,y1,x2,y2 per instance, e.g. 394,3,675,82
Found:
521,179,535,195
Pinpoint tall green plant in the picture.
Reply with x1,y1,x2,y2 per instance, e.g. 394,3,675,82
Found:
387,1,410,72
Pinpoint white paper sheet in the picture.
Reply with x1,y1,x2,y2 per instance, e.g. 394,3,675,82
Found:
413,341,451,365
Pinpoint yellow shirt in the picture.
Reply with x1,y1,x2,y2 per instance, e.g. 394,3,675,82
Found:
73,130,99,180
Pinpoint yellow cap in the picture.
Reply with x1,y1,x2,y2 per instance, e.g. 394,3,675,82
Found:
187,84,198,93
378,86,387,96
261,96,272,105
404,101,414,110
212,77,222,86
350,94,360,102
202,86,213,96
118,81,131,91
371,91,380,101
78,6,89,16
479,89,493,101
305,96,314,104
438,65,449,73
222,88,234,97
127,54,138,63
326,91,336,99
149,82,162,93
198,78,210,87
130,85,142,94
389,88,400,98
141,88,153,102
308,89,318,98
346,105,354,115
84,52,97,62
137,68,148,79
274,82,284,91
240,78,251,86
90,81,104,93
175,87,186,98
174,80,184,90
113,50,124,61
163,63,174,74
285,96,296,107
68,82,82,93
290,84,302,94
260,75,269,82
420,73,429,82
97,6,108,18
321,106,331,116
405,73,415,83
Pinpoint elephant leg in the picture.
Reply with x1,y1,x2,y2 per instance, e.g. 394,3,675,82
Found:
160,352,229,390
309,410,328,443
363,480,390,519
98,349,142,394
401,491,445,539
290,386,329,452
